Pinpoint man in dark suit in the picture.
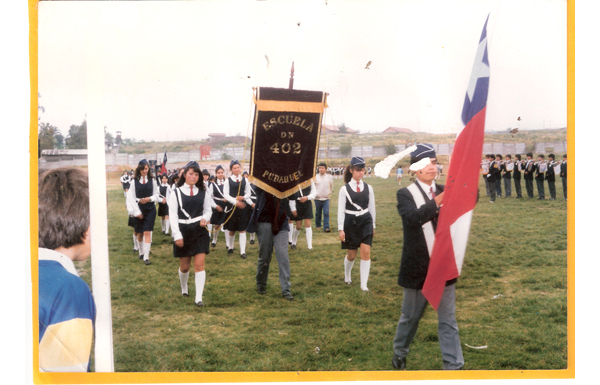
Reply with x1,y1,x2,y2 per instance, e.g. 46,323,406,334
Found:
513,154,523,198
487,154,501,203
246,186,297,301
546,154,557,200
523,152,535,198
391,144,464,371
560,154,567,201
535,154,546,200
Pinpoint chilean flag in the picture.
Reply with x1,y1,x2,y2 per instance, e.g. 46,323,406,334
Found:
160,150,168,175
422,16,490,310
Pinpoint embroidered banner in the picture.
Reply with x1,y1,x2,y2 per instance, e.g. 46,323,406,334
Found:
249,87,327,198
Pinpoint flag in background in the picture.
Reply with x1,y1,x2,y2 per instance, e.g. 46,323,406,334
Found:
160,150,167,175
422,15,490,310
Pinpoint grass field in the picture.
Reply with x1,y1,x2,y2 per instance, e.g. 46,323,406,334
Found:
77,173,568,372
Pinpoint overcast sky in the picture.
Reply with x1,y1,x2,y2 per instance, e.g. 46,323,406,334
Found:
37,0,566,142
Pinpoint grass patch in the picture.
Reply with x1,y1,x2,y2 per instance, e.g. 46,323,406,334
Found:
89,173,568,372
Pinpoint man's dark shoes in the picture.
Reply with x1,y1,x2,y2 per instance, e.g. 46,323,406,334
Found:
283,293,294,301
392,354,406,370
257,287,267,295
240,253,247,259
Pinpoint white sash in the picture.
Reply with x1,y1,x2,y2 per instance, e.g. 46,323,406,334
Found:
406,183,435,257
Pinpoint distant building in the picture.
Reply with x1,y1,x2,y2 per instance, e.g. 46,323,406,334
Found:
382,127,414,134
321,124,358,135
208,133,227,143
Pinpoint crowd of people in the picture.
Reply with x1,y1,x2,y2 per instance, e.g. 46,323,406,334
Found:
480,152,567,202
38,145,567,372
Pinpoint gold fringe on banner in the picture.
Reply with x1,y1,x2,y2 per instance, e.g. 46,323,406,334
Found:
248,176,314,200
254,99,326,114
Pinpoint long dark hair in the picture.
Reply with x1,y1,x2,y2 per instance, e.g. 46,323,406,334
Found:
134,163,154,180
176,163,206,191
344,164,364,183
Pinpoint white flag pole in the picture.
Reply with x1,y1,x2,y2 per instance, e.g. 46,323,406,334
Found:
87,117,115,372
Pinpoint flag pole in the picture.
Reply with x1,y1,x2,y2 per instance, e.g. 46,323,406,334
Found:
87,115,115,372
289,62,294,90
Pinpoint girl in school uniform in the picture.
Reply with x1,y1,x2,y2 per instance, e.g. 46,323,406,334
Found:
223,160,254,259
126,159,160,265
338,156,376,292
120,171,131,197
243,171,258,245
290,180,316,250
168,161,213,307
157,173,170,235
209,165,227,247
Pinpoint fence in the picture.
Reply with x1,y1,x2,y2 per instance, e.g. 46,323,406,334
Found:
38,140,567,170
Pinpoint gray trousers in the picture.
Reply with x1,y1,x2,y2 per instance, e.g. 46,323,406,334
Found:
256,222,291,296
393,284,464,370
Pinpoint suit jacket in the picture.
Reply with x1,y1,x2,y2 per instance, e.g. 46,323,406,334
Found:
246,187,293,234
545,162,556,182
488,161,501,182
560,161,567,178
396,182,455,290
523,160,535,180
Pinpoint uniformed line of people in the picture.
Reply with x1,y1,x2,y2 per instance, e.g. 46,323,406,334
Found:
480,152,567,202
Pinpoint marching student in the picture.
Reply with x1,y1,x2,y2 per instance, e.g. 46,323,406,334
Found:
157,173,170,235
534,154,546,200
338,156,376,292
290,180,316,250
243,171,258,245
126,159,159,265
523,152,535,198
202,169,213,235
546,154,557,200
494,154,503,197
223,160,254,259
485,154,499,203
168,161,213,307
513,154,523,198
208,165,227,247
560,154,567,201
501,155,513,198
314,162,334,233
480,155,491,197
392,143,464,371
119,171,131,197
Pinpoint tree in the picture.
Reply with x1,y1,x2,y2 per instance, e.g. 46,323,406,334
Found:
105,130,114,151
38,122,64,150
385,142,397,155
338,123,348,133
65,120,88,149
340,141,352,156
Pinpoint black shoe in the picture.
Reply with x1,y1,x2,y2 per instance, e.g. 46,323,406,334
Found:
240,253,247,259
139,254,144,260
257,287,267,295
250,239,255,244
144,259,151,265
283,293,294,301
182,292,189,297
291,244,297,250
195,301,204,307
324,229,331,233
211,242,216,248
289,242,292,245
228,248,233,254
392,354,406,370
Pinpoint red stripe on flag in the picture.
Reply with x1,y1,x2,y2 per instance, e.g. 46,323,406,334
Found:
422,106,487,310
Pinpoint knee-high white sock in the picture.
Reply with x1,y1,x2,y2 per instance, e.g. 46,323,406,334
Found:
212,228,219,243
207,224,213,233
239,233,247,254
292,227,300,245
150,231,153,242
344,255,354,283
226,233,234,249
179,269,189,295
133,234,138,251
161,219,165,232
138,238,144,258
143,242,151,261
250,232,255,241
305,227,313,249
165,219,170,234
195,271,206,303
360,259,371,291
288,225,294,243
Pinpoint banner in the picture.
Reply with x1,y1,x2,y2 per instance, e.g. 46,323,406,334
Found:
249,87,327,198
200,145,211,160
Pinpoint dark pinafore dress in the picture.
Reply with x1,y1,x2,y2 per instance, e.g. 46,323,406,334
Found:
341,182,373,250
157,184,169,216
122,176,130,191
134,177,157,233
291,185,313,220
173,187,210,258
223,177,251,232
210,181,227,226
